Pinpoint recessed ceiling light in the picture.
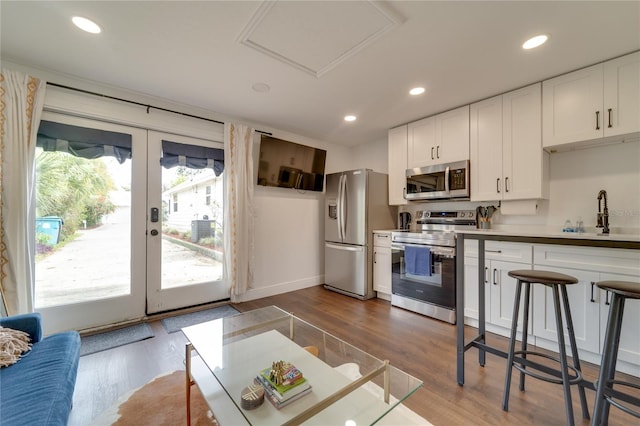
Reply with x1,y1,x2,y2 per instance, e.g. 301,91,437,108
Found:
410,87,425,96
72,16,101,34
522,34,548,50
344,115,357,122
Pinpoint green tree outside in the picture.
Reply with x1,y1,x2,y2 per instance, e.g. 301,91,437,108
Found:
35,150,115,243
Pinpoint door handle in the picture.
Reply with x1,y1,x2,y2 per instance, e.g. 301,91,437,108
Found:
608,108,613,128
444,167,450,193
596,111,600,130
492,268,498,285
325,242,362,252
436,145,440,159
150,229,159,236
431,146,434,160
496,178,501,194
590,281,595,303
484,267,489,284
505,177,509,193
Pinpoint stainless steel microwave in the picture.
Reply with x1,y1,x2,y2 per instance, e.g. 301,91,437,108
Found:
405,160,470,201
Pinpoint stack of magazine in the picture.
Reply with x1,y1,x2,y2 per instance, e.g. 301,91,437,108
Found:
255,362,312,409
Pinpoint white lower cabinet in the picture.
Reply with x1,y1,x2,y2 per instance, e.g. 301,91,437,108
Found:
373,232,392,299
532,244,640,376
464,241,533,337
464,241,640,375
531,267,600,354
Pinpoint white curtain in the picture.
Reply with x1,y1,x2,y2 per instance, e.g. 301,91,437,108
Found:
0,69,47,315
223,123,255,302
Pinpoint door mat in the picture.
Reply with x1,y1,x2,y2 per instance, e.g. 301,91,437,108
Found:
161,305,240,334
81,323,154,356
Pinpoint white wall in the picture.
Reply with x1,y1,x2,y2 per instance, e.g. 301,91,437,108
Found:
242,128,352,301
351,138,388,173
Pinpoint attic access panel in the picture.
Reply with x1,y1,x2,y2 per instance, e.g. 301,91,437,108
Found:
238,1,402,78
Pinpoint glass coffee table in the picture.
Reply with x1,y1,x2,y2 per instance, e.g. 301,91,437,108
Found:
182,305,423,425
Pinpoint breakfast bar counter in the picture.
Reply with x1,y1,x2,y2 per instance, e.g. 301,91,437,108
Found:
454,228,640,386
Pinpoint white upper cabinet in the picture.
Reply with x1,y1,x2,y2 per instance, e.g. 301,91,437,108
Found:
407,105,469,169
471,83,547,202
543,51,640,148
388,125,408,205
604,52,640,137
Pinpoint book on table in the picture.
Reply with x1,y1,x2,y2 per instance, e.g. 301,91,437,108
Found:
255,363,312,408
255,375,312,409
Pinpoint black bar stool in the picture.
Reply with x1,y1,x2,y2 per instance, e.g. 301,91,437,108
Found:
503,269,589,425
592,280,640,425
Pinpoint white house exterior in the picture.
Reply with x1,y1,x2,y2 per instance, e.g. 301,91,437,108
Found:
162,169,223,234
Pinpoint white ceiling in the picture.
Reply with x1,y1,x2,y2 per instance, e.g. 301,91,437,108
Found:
1,1,639,146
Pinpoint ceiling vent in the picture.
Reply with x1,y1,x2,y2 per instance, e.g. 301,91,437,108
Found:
238,1,403,78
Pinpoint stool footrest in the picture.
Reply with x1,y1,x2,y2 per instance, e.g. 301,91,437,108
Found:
512,350,583,386
602,380,640,419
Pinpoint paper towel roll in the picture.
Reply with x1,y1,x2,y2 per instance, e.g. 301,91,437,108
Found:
500,199,538,215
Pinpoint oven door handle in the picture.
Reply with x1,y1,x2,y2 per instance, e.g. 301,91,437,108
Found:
391,243,455,258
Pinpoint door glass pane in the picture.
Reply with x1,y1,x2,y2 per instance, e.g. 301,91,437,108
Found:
35,152,131,308
161,166,223,289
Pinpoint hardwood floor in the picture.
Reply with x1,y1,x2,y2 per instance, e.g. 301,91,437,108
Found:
71,286,637,425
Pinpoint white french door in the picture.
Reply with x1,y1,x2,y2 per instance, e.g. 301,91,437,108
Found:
146,131,228,313
35,113,147,333
35,116,228,333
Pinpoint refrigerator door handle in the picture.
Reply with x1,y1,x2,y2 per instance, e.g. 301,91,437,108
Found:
325,242,363,252
340,174,348,240
336,174,343,241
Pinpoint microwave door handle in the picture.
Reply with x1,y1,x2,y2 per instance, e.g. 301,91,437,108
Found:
445,166,450,193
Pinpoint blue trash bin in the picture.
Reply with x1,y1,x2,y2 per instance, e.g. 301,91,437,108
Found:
35,216,64,245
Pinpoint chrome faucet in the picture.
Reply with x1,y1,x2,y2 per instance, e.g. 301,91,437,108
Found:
597,190,610,234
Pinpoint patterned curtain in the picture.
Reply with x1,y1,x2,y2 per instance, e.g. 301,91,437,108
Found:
223,123,255,302
0,69,47,315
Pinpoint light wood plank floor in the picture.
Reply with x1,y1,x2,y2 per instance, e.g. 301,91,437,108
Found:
70,286,637,425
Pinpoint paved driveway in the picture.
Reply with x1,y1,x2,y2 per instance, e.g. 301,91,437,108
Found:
35,206,222,308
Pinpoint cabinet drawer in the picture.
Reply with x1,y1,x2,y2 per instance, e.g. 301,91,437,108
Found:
373,232,392,248
464,240,532,263
533,244,640,276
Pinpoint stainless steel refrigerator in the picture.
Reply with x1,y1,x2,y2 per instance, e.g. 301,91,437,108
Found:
324,169,396,299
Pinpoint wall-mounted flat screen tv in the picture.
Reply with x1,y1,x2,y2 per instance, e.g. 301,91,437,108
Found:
257,135,327,192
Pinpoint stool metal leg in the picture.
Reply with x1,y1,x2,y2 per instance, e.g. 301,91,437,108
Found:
502,279,523,412
560,285,590,420
552,284,575,426
519,281,531,392
592,293,626,426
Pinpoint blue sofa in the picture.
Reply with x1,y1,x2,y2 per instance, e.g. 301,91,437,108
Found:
0,313,80,425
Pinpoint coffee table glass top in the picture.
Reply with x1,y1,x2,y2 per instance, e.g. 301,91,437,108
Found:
182,305,423,425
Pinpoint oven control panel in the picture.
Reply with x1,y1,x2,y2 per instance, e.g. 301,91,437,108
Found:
415,210,477,225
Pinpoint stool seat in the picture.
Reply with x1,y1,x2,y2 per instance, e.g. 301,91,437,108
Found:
596,280,640,300
508,269,579,286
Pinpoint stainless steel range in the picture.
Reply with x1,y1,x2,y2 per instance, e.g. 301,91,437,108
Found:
390,210,477,324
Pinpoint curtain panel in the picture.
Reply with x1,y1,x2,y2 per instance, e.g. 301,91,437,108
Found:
223,123,254,302
0,69,47,315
